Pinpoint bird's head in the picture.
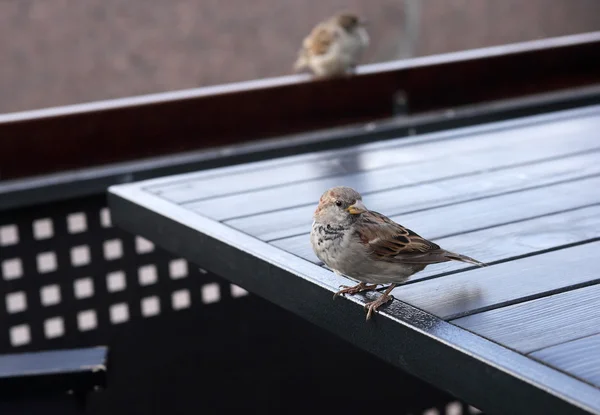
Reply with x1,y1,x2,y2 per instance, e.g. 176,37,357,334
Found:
314,186,367,223
335,13,367,32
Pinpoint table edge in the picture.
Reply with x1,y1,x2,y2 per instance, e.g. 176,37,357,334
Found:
108,185,600,415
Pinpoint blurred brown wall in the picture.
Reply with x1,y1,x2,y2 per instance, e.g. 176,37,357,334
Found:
1,0,599,113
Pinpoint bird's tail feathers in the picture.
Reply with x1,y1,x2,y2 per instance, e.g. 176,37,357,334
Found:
444,251,487,267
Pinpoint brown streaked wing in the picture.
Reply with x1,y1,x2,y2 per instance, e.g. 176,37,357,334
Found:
306,25,337,56
357,211,451,264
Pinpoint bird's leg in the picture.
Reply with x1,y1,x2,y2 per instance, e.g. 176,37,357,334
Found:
333,282,379,300
364,284,397,321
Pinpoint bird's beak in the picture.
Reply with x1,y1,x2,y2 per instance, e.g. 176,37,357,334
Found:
346,200,367,215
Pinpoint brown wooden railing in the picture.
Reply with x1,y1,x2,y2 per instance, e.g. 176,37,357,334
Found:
1,31,599,181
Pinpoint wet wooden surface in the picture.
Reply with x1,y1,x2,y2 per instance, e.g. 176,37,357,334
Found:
530,334,600,389
109,105,600,414
452,284,600,354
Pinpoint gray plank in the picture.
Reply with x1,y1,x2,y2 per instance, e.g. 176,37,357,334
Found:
530,333,600,388
452,284,600,354
271,176,600,264
147,110,600,204
397,204,600,281
225,151,600,237
392,239,600,320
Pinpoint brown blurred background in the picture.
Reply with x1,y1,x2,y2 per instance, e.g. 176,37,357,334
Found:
1,0,599,113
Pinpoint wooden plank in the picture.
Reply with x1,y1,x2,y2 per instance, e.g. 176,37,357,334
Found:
149,109,600,203
395,204,600,282
393,239,600,320
452,284,600,354
530,333,600,388
190,148,600,222
270,175,600,263
224,150,600,237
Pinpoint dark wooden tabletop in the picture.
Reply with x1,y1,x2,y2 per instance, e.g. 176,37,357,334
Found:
108,104,600,415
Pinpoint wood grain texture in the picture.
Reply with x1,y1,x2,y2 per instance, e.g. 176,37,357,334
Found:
392,239,600,320
396,204,600,281
530,333,600,388
150,109,600,204
193,147,600,222
271,176,600,263
225,151,600,239
452,284,600,354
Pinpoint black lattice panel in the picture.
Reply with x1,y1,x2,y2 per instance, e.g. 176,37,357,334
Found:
0,195,248,353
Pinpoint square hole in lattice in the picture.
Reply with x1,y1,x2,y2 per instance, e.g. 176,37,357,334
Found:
33,218,54,240
67,212,88,234
423,408,440,415
231,284,249,298
135,236,154,254
138,265,158,286
71,245,91,267
100,208,112,228
172,289,191,310
198,267,208,274
37,251,57,274
10,324,31,346
6,291,27,313
107,271,126,292
77,310,97,331
445,402,462,415
0,224,19,246
41,285,61,306
103,239,123,260
202,283,220,304
169,259,188,279
74,277,94,299
2,258,23,280
141,296,160,317
44,317,65,339
110,303,129,324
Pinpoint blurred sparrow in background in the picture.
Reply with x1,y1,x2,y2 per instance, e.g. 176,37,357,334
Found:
311,186,486,320
293,13,369,78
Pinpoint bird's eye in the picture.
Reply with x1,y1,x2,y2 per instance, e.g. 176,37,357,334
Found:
335,200,342,207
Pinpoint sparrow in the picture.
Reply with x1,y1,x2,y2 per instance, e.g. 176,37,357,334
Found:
310,186,486,320
293,13,369,78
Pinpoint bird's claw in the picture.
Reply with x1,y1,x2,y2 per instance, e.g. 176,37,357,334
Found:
332,283,378,300
332,285,354,300
364,294,394,321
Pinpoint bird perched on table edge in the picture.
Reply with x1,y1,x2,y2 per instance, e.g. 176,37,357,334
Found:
310,186,486,321
293,12,369,79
